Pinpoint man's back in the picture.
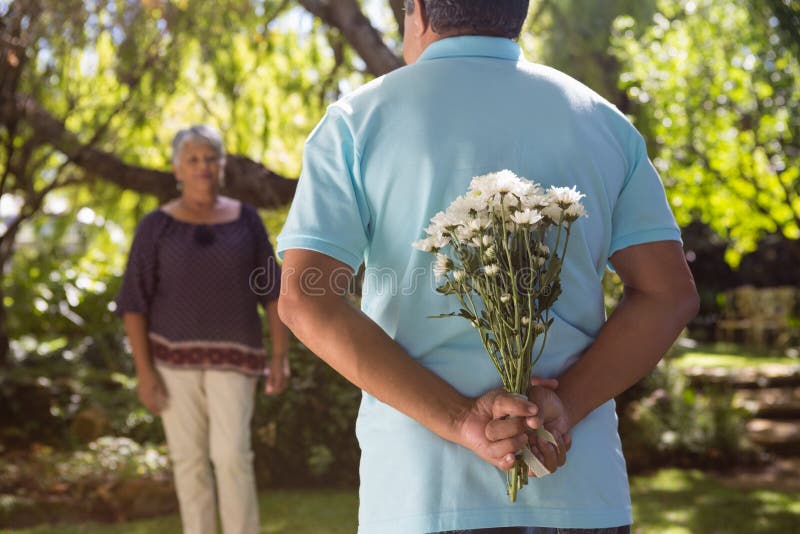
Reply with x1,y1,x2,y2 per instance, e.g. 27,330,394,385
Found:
278,35,679,533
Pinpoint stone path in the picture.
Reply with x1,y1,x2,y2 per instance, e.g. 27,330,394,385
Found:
682,363,800,454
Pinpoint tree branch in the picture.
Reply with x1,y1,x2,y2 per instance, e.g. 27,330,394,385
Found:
0,94,297,208
298,0,403,77
389,0,405,36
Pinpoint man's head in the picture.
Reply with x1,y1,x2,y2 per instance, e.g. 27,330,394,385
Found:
403,0,529,63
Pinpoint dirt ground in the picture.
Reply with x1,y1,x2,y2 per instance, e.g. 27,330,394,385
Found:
713,456,800,492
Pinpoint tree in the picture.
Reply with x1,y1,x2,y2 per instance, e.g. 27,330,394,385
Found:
524,0,657,109
0,0,401,365
611,0,800,266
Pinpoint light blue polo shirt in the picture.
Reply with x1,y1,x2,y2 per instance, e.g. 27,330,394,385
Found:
277,36,680,533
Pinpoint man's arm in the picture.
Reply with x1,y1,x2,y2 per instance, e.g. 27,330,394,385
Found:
278,249,560,472
555,240,699,428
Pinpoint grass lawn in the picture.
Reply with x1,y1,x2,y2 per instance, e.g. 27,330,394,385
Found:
4,469,799,533
630,469,800,533
669,343,799,369
0,489,358,534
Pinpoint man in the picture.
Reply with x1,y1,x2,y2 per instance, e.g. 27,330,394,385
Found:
277,1,699,532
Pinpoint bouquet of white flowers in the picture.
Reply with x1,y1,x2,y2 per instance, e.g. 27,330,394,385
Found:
413,170,586,502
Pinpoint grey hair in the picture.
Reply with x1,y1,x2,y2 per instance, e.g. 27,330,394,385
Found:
171,125,225,165
404,0,529,39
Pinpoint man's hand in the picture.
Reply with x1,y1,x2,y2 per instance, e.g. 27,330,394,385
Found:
457,389,540,471
526,376,572,475
265,357,290,395
137,369,168,415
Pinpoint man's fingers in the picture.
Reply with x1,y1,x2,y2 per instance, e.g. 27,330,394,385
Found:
490,392,538,419
485,416,528,441
551,430,567,466
529,431,564,473
485,434,528,471
529,376,558,390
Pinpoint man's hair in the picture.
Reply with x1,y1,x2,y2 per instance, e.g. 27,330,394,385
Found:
171,124,225,165
404,0,529,39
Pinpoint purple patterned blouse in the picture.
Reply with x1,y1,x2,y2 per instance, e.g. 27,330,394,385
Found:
116,204,281,376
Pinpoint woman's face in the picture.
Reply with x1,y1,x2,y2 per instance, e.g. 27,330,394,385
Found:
173,141,224,194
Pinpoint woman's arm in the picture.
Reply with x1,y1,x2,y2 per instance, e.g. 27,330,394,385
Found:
123,312,167,414
264,300,290,395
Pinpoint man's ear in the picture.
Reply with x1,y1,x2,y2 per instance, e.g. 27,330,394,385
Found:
410,0,429,36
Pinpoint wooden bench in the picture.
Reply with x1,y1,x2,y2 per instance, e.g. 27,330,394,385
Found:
716,286,798,347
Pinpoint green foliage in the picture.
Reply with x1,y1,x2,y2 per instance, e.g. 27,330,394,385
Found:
252,340,361,487
0,354,164,450
611,0,800,265
0,438,173,528
522,0,657,105
617,360,755,472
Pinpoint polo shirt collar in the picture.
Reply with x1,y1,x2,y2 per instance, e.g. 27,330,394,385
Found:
417,35,523,62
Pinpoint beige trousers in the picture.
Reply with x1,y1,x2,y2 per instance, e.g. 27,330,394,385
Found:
158,365,259,534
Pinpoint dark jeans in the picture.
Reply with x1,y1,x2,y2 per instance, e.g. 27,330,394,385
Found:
435,527,631,534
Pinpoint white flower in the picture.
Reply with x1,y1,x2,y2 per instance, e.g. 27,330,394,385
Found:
500,294,511,303
548,185,585,207
453,270,467,283
482,234,493,246
468,169,533,200
504,193,520,208
455,224,474,241
565,203,587,220
433,253,453,280
412,237,434,252
521,192,548,210
484,245,497,260
431,210,459,231
446,195,482,222
510,208,544,226
521,316,530,325
537,244,550,257
430,232,450,249
484,264,500,276
542,204,563,223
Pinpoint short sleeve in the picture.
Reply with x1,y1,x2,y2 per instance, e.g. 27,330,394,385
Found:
609,131,682,257
115,212,162,316
277,106,370,272
243,204,282,305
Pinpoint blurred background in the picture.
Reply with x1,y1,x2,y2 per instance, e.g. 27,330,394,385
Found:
0,0,799,532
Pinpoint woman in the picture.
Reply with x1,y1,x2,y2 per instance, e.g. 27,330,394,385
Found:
116,124,289,534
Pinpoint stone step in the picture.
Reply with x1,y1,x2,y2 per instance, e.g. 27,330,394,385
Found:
683,363,800,389
733,387,800,418
745,419,800,454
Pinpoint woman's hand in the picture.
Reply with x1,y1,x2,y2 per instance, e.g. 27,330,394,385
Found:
265,356,290,395
137,369,168,415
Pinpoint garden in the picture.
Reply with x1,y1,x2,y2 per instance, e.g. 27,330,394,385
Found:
2,0,800,532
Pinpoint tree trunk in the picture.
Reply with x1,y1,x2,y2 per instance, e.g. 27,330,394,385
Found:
0,283,8,368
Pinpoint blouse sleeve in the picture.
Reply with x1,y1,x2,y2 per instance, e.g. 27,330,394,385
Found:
115,212,163,316
244,204,282,305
